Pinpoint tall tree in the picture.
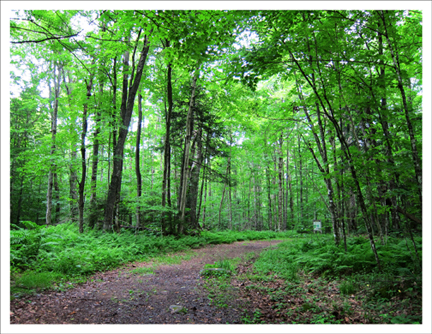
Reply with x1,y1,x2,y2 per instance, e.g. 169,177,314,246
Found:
46,62,61,226
103,26,152,231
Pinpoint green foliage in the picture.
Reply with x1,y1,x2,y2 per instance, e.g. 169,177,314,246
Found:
253,235,422,280
10,221,63,269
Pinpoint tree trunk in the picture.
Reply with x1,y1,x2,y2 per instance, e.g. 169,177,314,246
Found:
266,158,273,230
201,169,208,230
218,156,231,230
277,134,284,231
16,177,24,225
54,172,60,224
197,157,207,228
88,98,102,229
297,131,304,225
69,147,79,223
103,33,151,231
46,63,60,226
162,61,173,234
135,93,143,230
78,79,93,233
178,64,200,234
187,128,203,230
62,70,79,224
287,143,294,223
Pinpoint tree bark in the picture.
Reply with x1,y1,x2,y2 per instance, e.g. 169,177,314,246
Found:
277,134,284,231
78,78,93,233
46,62,60,226
135,93,143,230
162,60,173,234
178,64,200,234
201,168,208,230
54,172,60,224
218,157,230,230
69,147,79,223
186,128,203,230
287,143,294,223
103,33,151,231
197,156,207,228
265,156,273,230
88,85,102,229
62,69,79,224
296,131,304,224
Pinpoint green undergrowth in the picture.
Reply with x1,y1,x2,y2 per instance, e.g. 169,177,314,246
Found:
253,234,422,279
10,221,293,296
248,234,422,324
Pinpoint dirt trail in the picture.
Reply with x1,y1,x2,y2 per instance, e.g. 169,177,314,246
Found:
10,239,283,324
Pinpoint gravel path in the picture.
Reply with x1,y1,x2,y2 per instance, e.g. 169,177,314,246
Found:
10,240,283,324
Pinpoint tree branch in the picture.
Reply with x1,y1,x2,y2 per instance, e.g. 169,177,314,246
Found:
11,33,80,44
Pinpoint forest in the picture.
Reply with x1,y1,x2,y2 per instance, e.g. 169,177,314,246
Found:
8,9,424,326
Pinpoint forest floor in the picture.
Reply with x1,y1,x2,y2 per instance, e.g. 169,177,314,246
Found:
10,239,283,324
9,238,421,325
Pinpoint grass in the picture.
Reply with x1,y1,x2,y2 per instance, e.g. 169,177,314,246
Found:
200,256,243,308
130,266,155,276
339,279,359,295
14,271,63,290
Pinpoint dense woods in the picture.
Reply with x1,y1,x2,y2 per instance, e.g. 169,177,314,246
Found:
8,8,425,325
10,9,422,242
